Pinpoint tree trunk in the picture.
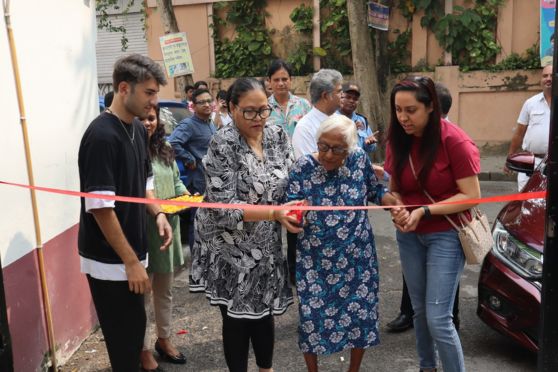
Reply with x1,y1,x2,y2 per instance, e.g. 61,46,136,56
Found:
346,0,387,135
155,0,193,99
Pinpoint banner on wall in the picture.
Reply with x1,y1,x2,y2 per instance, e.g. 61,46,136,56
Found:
159,32,194,78
541,0,556,66
368,2,389,31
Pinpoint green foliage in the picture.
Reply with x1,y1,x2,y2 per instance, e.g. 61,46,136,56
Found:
287,43,313,75
387,29,412,73
394,0,534,72
319,0,352,74
290,4,313,33
397,0,443,27
213,1,273,78
286,4,314,75
488,43,542,71
96,0,145,51
286,1,353,75
434,0,504,72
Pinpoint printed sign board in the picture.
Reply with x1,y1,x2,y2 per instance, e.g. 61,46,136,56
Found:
159,32,194,78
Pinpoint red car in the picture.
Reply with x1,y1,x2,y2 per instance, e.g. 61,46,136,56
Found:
477,153,545,353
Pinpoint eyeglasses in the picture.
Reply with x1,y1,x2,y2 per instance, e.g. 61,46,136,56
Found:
195,99,213,106
317,142,348,155
239,106,272,120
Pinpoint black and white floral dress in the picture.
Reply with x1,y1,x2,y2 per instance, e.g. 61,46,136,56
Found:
190,123,294,319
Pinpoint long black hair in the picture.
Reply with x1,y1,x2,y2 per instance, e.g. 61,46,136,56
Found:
387,75,442,188
148,105,175,167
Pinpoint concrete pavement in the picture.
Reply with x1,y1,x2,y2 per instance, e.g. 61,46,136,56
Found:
479,155,516,182
62,181,538,372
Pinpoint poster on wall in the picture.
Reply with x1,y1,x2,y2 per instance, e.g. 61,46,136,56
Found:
541,0,556,66
159,32,194,78
368,2,389,31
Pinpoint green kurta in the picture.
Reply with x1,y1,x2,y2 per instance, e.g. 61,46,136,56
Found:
147,157,188,273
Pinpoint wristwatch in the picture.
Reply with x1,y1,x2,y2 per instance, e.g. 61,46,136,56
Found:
421,206,432,219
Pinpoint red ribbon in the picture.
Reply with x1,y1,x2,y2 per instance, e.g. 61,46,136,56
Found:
0,180,546,211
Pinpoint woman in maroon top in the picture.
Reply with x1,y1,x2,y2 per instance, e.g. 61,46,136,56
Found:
384,76,480,372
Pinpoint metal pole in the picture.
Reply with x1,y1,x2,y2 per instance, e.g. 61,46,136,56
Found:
538,5,558,371
3,0,57,370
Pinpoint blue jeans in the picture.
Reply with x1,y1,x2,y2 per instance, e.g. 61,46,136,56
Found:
396,229,465,372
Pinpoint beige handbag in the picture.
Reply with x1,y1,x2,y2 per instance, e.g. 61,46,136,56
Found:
408,154,493,265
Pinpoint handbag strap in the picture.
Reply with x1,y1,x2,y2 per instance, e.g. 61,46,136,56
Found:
408,154,462,231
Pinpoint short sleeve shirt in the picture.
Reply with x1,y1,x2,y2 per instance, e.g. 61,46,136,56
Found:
385,119,480,233
78,112,151,263
517,92,550,154
267,93,312,138
291,107,331,159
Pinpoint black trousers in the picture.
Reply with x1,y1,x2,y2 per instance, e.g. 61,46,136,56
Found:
219,305,274,372
87,275,146,372
400,275,460,320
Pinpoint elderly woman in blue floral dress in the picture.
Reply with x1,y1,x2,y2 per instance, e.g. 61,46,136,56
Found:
286,115,404,372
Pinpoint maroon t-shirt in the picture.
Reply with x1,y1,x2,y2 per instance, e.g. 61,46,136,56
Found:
385,119,480,233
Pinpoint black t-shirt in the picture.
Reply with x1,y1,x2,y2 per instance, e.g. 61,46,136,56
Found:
78,112,152,263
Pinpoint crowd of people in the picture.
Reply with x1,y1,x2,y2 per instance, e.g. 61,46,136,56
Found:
79,53,550,372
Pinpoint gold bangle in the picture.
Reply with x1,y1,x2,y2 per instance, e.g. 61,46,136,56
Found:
268,209,274,221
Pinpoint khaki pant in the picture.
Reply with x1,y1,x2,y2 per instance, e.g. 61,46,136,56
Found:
143,272,174,349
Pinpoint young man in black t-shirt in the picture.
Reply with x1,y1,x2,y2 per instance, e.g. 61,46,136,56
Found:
78,54,171,371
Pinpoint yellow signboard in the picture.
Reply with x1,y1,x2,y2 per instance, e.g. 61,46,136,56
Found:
159,32,194,78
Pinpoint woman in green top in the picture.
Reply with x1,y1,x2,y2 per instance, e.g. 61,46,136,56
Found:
140,105,188,371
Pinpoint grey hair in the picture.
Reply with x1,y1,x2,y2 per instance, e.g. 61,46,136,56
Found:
309,69,343,104
112,54,167,92
316,115,358,152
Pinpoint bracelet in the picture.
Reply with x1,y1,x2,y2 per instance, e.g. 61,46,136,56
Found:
421,206,432,219
155,211,165,219
268,209,274,221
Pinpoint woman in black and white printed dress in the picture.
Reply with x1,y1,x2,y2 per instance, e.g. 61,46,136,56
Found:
190,77,303,372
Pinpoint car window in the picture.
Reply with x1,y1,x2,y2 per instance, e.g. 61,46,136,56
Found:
160,106,192,134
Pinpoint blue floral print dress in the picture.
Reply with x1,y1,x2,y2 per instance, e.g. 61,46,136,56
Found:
286,149,386,355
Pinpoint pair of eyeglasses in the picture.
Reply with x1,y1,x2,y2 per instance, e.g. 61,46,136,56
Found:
240,106,272,120
317,142,348,155
195,99,213,105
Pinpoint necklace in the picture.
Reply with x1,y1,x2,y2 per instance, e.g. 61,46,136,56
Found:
106,108,135,144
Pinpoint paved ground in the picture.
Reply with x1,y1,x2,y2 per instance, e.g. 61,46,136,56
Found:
62,180,538,372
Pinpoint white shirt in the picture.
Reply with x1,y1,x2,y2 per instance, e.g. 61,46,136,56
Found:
212,111,233,126
291,107,331,159
517,92,550,154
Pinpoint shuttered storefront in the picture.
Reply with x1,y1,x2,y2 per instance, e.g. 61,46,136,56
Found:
96,10,147,94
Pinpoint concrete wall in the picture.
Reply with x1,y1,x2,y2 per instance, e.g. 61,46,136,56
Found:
144,1,542,150
210,66,542,154
432,66,542,153
1,1,98,370
146,2,214,99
